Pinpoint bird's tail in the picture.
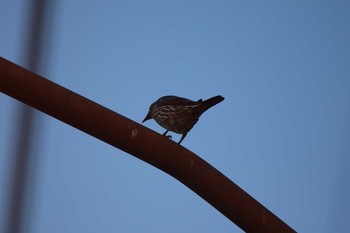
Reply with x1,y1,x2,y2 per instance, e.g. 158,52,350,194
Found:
201,95,224,112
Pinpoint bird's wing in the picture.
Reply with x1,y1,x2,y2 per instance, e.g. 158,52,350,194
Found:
156,96,199,107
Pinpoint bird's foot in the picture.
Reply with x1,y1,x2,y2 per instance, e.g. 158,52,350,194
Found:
162,130,171,140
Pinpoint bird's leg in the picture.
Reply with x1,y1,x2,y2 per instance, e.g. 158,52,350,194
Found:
178,132,187,144
163,130,172,139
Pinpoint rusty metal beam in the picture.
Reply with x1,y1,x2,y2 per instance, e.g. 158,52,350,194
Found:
0,57,296,233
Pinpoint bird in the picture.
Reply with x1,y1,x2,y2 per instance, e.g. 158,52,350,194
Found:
142,95,224,144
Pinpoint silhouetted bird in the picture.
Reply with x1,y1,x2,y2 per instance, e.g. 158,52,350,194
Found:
142,95,224,144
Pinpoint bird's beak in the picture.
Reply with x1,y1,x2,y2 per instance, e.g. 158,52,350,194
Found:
142,112,152,123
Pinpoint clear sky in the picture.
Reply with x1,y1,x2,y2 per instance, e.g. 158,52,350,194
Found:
1,1,350,232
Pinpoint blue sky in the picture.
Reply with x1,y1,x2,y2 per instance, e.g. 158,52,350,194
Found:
1,1,350,232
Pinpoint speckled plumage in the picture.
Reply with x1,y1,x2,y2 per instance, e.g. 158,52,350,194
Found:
143,95,224,144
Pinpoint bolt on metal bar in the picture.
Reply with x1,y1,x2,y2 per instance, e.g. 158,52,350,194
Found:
0,57,296,233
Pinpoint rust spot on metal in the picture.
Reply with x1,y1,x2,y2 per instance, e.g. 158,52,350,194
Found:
190,157,194,167
131,129,138,139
